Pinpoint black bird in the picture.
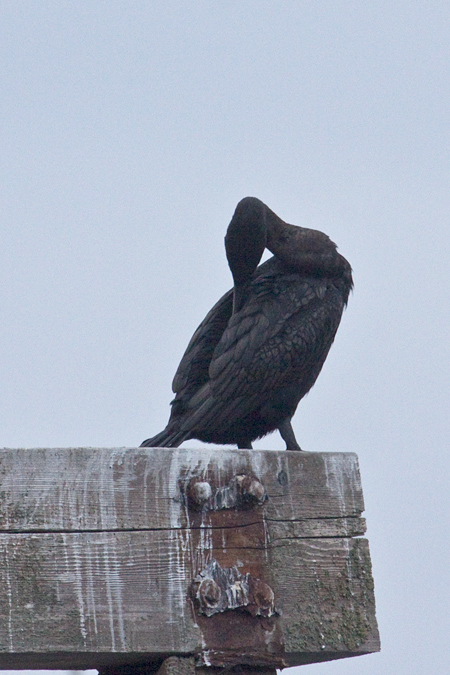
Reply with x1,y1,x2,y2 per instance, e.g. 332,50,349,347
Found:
141,197,352,450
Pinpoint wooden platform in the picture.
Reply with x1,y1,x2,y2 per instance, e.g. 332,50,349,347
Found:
0,447,380,670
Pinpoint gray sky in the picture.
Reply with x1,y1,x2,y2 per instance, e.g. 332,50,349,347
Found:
1,2,449,674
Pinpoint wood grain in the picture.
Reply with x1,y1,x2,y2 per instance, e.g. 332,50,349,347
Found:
0,448,364,531
0,448,379,669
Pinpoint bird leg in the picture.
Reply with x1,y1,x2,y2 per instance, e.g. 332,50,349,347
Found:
279,419,303,451
237,440,253,449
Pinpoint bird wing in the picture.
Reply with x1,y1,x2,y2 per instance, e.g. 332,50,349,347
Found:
176,267,345,440
169,263,346,441
171,288,233,401
208,269,344,404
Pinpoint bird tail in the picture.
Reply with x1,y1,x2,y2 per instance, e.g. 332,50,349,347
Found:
140,425,190,448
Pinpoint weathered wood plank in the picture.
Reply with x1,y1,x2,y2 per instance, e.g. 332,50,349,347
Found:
0,531,376,669
0,448,364,531
268,516,366,541
272,537,379,666
0,448,379,670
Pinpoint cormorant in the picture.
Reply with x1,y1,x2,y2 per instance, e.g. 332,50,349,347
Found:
141,197,352,450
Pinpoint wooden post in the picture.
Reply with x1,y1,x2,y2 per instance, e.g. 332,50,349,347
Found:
0,448,379,670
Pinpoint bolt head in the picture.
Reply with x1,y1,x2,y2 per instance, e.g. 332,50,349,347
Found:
236,474,266,505
187,480,212,507
253,579,275,610
199,578,221,608
247,479,266,503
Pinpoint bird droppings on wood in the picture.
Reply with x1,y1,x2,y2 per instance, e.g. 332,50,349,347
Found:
0,448,379,669
191,559,277,618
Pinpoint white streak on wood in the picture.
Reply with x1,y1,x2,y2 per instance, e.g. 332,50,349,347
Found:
65,534,88,642
201,647,212,666
99,450,118,531
166,451,194,637
102,537,117,649
85,542,98,635
278,452,296,518
98,453,118,649
198,511,212,571
323,453,360,517
110,537,127,649
4,542,14,651
221,527,227,555
98,533,126,651
95,455,126,651
248,450,270,484
142,449,153,527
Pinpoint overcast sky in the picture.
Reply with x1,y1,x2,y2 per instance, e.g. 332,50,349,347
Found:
1,2,449,674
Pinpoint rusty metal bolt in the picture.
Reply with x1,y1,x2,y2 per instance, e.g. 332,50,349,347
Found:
246,478,266,503
198,578,221,608
253,579,275,612
236,474,267,505
187,480,212,508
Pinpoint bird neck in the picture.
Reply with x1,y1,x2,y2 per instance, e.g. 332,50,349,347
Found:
266,209,350,280
232,282,250,314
